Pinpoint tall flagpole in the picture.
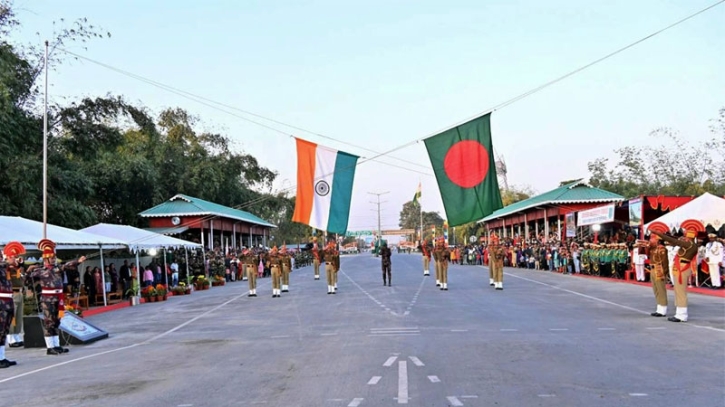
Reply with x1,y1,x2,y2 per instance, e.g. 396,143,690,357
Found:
42,40,49,239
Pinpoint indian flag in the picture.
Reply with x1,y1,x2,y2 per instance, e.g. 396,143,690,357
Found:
292,138,359,235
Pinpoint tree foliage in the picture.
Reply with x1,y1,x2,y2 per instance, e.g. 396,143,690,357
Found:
398,200,444,238
0,3,300,236
500,184,535,207
588,109,725,198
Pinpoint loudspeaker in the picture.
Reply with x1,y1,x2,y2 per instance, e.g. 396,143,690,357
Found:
22,315,47,348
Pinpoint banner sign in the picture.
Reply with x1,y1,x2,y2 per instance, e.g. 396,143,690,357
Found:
346,230,373,237
628,198,642,226
565,213,577,237
577,204,615,227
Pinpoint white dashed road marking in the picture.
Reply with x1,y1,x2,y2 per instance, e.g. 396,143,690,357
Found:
461,395,478,399
446,396,464,406
451,329,468,332
538,394,556,397
408,356,424,367
427,375,440,383
348,398,364,407
598,328,616,331
629,393,648,397
500,328,518,332
368,376,381,385
549,328,569,331
383,356,398,367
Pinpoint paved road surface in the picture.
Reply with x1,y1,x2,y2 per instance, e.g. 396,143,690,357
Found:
1,252,724,406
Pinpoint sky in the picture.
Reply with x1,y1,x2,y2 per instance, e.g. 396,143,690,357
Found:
8,0,725,235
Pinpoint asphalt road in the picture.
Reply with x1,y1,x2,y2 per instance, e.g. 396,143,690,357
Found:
1,252,724,407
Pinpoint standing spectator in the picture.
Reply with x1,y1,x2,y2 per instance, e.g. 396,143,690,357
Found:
109,263,118,292
143,266,154,287
119,260,130,298
170,260,179,287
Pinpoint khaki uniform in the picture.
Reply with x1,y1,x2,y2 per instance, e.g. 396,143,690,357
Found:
241,253,258,297
433,248,441,286
653,231,698,322
438,246,450,290
646,242,669,316
490,244,506,290
267,253,282,298
281,253,291,293
312,243,321,280
323,246,338,294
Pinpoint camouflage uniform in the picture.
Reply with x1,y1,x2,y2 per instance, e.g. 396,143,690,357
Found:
28,258,82,355
0,259,18,367
380,243,392,286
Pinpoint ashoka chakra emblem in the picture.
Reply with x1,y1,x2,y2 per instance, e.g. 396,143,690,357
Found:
315,181,330,196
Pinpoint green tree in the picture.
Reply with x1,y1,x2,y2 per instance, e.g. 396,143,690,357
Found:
500,184,535,207
588,109,725,198
398,200,444,239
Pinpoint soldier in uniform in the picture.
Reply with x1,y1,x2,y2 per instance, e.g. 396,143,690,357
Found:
311,237,321,280
26,239,86,354
323,241,338,294
418,239,432,276
489,234,505,290
6,253,25,349
1,242,25,368
241,248,257,297
590,244,600,276
581,243,590,274
651,230,699,322
280,245,291,293
266,246,282,298
705,233,723,288
639,236,669,317
432,239,442,287
380,240,392,286
438,237,451,291
333,241,340,291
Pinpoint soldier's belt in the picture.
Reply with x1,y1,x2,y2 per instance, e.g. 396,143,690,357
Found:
0,292,13,298
41,289,63,295
271,265,280,268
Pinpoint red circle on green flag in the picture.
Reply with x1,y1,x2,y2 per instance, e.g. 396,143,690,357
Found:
443,140,490,188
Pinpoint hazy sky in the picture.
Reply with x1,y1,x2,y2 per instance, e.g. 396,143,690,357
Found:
10,0,724,234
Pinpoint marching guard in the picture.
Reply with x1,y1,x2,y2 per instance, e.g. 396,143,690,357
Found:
242,248,257,297
311,237,321,280
489,234,505,290
26,239,86,354
1,242,25,368
267,246,282,298
651,230,698,322
419,239,431,276
436,237,450,291
280,245,291,293
638,236,668,317
323,241,338,294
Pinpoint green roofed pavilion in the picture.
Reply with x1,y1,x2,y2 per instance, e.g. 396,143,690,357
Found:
139,194,276,250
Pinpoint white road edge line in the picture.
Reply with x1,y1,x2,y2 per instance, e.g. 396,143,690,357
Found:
629,393,648,397
398,361,409,404
446,396,464,406
368,376,382,385
0,283,265,384
409,356,425,367
384,356,398,367
348,397,364,407
505,272,725,332
451,329,468,332
460,395,478,398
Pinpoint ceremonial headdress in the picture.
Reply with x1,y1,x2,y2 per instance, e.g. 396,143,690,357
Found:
38,239,56,259
280,244,287,254
270,245,278,254
3,241,26,258
708,233,717,238
685,230,696,239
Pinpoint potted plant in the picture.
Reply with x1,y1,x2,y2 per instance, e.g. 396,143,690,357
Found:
126,285,140,306
212,275,225,287
141,286,157,302
155,284,167,301
194,275,210,290
179,281,191,294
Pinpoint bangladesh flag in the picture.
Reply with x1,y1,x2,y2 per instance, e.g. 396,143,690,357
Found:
423,113,503,227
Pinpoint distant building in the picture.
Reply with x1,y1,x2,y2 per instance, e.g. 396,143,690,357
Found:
139,194,276,250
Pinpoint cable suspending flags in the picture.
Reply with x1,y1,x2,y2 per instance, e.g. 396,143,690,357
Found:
292,138,359,235
423,113,503,227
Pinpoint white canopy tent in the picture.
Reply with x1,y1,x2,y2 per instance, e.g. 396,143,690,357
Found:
644,193,725,233
81,224,202,298
0,216,129,307
0,216,127,251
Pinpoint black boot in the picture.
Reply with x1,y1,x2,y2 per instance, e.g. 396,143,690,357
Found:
0,359,17,368
46,348,62,355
